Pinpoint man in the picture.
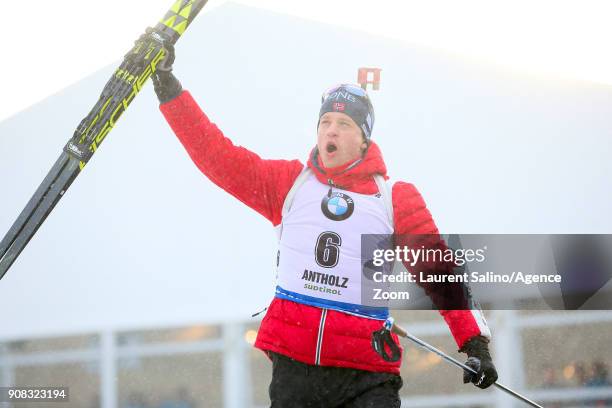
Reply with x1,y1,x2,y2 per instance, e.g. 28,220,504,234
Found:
151,44,497,407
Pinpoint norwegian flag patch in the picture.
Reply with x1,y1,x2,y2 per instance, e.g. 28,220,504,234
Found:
333,102,345,111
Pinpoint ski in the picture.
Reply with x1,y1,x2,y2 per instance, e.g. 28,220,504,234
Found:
0,0,208,280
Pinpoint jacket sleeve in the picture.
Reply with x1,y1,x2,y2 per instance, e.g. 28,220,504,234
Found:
160,90,304,226
391,181,491,349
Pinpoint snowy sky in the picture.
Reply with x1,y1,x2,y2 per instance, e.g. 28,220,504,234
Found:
1,0,611,121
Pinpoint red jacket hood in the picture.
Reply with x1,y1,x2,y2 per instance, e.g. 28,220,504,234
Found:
307,141,388,194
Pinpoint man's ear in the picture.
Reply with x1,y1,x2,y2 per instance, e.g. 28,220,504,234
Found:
361,141,369,154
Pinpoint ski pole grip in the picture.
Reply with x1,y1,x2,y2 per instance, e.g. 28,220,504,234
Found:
391,323,408,338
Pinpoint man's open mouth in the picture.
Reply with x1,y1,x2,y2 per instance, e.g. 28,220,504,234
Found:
326,142,338,153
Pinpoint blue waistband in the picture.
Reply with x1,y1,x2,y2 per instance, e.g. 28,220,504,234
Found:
275,286,389,320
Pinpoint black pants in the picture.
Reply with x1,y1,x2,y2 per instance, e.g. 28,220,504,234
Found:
269,352,403,408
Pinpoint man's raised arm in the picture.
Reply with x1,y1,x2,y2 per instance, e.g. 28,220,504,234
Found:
152,47,303,225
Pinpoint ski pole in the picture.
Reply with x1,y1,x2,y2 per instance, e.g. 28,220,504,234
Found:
383,317,544,408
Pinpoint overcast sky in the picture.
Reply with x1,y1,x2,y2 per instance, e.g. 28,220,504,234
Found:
1,0,611,121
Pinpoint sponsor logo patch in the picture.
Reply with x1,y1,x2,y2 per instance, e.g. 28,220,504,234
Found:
321,192,354,221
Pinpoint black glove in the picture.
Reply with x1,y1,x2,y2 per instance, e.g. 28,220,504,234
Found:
459,336,498,389
151,40,182,104
131,27,182,104
132,28,183,104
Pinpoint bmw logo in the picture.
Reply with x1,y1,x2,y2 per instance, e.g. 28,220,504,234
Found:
321,192,355,221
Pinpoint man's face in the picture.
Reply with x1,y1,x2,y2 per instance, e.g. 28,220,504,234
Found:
317,112,367,168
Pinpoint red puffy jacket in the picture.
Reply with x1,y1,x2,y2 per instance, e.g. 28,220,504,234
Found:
160,91,490,375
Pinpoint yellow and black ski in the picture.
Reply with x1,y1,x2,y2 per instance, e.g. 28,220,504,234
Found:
0,0,208,279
